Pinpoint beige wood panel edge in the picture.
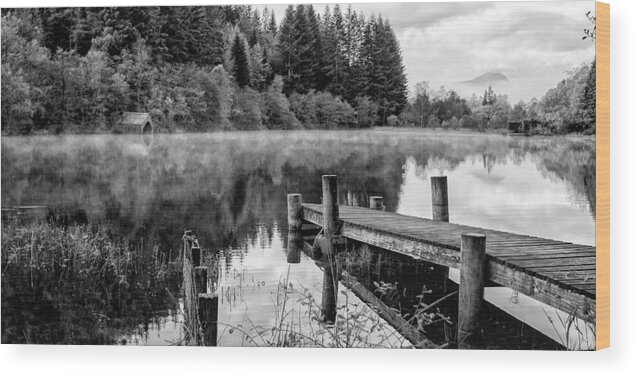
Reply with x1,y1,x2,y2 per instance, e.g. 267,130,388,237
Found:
596,1,610,351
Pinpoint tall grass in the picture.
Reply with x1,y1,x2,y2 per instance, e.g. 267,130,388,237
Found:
1,221,180,344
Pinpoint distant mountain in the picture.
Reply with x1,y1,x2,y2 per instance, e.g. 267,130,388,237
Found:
462,72,510,86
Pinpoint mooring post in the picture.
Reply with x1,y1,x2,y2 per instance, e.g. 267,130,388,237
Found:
183,230,192,260
195,266,208,293
191,246,201,267
431,177,451,294
198,293,218,346
286,230,303,264
287,194,303,231
369,196,384,211
431,176,449,222
321,175,339,255
458,233,487,349
321,263,338,323
320,175,339,323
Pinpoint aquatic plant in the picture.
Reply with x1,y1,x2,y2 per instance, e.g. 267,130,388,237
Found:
1,221,181,344
542,308,596,350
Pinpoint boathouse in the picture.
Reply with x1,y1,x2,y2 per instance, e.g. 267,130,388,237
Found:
115,112,154,134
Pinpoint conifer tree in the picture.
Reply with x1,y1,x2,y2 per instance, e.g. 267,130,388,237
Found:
231,34,250,87
276,5,297,93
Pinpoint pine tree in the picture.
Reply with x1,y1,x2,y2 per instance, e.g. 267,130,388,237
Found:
305,5,323,91
231,34,250,87
357,16,407,125
276,5,297,93
268,11,277,35
323,4,347,97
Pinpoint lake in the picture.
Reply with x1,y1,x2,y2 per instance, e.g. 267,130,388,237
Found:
0,129,596,348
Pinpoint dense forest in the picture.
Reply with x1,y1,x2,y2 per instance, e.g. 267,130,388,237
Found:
1,5,595,135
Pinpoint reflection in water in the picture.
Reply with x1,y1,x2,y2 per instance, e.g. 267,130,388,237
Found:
1,130,595,347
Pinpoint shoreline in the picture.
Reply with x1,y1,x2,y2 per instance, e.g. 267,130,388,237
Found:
1,126,596,139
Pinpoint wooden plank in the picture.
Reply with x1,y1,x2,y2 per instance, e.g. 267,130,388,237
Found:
498,252,596,261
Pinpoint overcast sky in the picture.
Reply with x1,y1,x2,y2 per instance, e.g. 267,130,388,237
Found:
257,1,596,102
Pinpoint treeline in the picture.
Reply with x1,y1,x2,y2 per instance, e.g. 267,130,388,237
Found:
400,62,596,134
1,5,407,134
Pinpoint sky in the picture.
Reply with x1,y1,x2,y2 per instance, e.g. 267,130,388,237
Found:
256,1,596,102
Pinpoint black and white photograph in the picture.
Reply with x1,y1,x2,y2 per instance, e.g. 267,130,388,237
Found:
1,1,599,350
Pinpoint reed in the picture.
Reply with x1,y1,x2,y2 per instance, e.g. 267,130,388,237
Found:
1,221,181,344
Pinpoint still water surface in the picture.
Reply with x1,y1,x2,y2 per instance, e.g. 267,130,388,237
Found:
1,130,595,348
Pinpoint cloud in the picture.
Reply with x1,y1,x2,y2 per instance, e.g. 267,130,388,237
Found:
395,1,595,101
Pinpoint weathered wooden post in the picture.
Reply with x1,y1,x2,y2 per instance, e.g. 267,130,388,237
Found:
431,177,451,294
369,196,384,211
286,230,303,264
287,194,303,231
431,176,449,222
321,175,339,323
458,233,487,349
195,266,208,293
191,246,201,267
321,263,338,323
183,230,192,259
321,175,339,256
198,293,218,346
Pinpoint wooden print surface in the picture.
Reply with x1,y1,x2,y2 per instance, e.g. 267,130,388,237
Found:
596,1,610,350
1,1,603,350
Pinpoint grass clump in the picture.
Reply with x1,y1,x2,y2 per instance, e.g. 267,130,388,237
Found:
1,221,180,344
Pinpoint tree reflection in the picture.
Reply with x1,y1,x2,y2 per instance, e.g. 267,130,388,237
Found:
1,131,596,343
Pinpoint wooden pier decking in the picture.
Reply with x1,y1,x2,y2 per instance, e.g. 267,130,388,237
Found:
300,203,596,323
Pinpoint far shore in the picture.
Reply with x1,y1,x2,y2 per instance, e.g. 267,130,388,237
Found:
1,126,595,139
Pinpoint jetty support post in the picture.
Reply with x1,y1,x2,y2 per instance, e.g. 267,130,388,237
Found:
320,175,340,323
286,230,303,264
195,266,208,293
286,193,304,264
431,177,451,294
457,233,487,349
369,196,384,211
183,230,193,260
198,293,218,346
321,175,339,256
431,176,449,222
321,263,338,323
191,246,201,267
287,194,303,231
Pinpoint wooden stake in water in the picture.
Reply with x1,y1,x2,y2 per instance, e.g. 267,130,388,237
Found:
321,175,339,256
286,230,303,264
191,246,201,267
320,175,340,323
198,293,218,346
321,263,338,324
287,194,303,231
431,177,451,294
431,176,449,222
195,266,208,293
458,233,487,349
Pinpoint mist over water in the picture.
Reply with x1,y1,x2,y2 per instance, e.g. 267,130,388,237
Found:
1,130,595,347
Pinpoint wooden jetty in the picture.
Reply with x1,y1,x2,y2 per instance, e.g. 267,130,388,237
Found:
288,175,595,348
